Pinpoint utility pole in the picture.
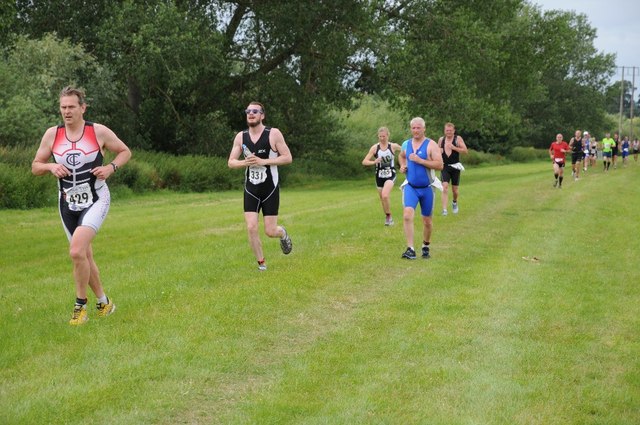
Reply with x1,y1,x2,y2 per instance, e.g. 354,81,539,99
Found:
619,66,625,136
630,66,637,140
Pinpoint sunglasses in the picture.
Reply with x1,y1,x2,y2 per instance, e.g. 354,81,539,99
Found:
245,109,263,115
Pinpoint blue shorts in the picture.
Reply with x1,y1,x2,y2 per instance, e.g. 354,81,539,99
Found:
402,184,434,217
603,152,611,158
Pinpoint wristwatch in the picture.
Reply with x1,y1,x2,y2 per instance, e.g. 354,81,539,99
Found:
110,162,119,172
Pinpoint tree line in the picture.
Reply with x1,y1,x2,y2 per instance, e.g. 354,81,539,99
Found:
0,0,622,157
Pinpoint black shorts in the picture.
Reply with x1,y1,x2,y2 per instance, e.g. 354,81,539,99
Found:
244,185,279,215
441,166,461,186
553,160,566,168
571,153,583,164
376,173,396,189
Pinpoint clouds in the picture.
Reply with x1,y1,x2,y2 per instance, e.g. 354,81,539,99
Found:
534,0,640,70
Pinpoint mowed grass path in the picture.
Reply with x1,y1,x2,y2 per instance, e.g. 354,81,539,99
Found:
1,162,638,424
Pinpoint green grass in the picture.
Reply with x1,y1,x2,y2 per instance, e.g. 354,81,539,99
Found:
1,161,639,424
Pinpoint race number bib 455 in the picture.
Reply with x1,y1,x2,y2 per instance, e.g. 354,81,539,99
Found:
248,165,267,185
64,183,93,211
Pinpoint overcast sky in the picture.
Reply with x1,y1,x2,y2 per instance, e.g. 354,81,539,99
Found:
533,0,640,81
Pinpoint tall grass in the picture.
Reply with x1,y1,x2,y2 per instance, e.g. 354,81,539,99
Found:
1,162,638,424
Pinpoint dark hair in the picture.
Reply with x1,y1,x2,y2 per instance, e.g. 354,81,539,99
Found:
249,101,265,114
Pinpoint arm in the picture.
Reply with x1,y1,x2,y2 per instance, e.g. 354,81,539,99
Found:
452,136,468,154
362,144,379,166
398,145,407,173
92,123,132,180
31,127,71,178
227,132,248,169
409,141,443,170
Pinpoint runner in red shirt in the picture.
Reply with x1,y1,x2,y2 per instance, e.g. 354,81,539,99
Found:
549,133,570,188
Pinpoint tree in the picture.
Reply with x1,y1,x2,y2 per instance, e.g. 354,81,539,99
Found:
0,34,117,147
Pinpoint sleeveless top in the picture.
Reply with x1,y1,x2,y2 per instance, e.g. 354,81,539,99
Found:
439,135,460,166
242,127,279,190
52,122,104,211
403,138,434,188
571,136,583,154
375,144,396,178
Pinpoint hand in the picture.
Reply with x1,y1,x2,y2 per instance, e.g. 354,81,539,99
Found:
91,165,114,180
245,155,263,166
50,164,70,178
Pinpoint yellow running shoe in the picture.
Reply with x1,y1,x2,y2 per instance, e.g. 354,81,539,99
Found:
69,305,88,325
96,299,116,317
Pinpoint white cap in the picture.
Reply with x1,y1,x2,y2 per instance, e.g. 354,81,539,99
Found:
584,131,589,135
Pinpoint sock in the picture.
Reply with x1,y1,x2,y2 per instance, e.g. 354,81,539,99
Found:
422,241,430,248
408,246,414,251
75,298,87,308
554,174,558,180
258,258,266,266
386,213,391,219
607,162,610,170
280,228,287,240
97,295,108,305
559,176,563,185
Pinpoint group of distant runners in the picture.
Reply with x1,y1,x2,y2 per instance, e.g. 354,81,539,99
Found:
548,130,638,188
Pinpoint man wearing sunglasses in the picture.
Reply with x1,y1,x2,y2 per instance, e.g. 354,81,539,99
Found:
228,102,293,271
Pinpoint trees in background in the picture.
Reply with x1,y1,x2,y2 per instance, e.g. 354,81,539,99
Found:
0,0,617,155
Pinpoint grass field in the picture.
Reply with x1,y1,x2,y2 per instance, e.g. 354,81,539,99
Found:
1,161,639,424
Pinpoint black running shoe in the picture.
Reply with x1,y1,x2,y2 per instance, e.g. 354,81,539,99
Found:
401,247,416,260
280,227,292,255
422,246,430,259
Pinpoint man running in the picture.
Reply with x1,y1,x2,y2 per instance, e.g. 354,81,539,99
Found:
438,122,468,215
31,86,131,325
549,133,569,188
569,130,583,180
601,132,615,172
398,117,444,259
228,101,293,271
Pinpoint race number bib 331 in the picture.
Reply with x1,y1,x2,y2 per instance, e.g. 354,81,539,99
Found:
248,165,267,184
64,183,93,211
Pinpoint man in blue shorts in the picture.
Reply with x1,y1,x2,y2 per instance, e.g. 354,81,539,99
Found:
398,117,444,259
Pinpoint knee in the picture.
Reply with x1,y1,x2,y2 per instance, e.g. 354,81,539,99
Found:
265,226,280,238
69,245,88,262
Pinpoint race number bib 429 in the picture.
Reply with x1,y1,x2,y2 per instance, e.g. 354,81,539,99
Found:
248,165,267,184
64,183,93,211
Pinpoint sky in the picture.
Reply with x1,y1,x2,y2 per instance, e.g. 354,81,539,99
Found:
533,0,640,81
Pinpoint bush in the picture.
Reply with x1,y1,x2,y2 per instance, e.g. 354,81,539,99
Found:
508,146,548,162
0,163,57,209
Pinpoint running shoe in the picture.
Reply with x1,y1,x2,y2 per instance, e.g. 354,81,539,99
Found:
280,227,292,255
452,201,459,214
422,246,431,259
258,262,267,271
96,299,116,317
69,305,88,325
442,209,448,216
553,180,557,188
402,247,417,260
385,217,394,226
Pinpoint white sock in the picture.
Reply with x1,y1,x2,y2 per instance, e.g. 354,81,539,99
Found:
97,295,108,305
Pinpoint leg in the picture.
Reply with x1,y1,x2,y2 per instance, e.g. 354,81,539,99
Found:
451,184,460,203
263,215,284,239
244,212,263,261
403,207,415,249
441,182,449,213
421,215,433,244
380,180,394,216
69,226,102,300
